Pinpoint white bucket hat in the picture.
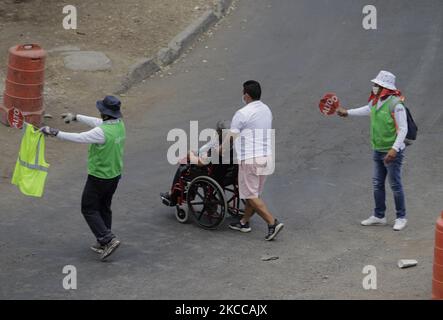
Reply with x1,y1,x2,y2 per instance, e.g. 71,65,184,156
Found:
371,70,397,90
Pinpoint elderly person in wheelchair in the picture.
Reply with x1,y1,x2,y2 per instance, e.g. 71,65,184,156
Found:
160,121,244,228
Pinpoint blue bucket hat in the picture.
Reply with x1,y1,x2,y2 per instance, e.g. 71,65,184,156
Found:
96,95,122,119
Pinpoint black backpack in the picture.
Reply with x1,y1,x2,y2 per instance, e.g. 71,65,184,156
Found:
388,96,418,144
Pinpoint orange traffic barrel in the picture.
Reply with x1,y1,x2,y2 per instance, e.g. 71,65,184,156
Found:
432,211,443,299
0,44,46,127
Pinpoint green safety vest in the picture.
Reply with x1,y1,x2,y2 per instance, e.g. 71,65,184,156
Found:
11,123,49,197
370,96,398,152
88,120,126,179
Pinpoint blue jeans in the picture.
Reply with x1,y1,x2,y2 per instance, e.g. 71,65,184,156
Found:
373,150,406,219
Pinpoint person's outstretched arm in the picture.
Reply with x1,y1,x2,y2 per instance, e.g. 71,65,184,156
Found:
39,126,106,144
61,112,103,127
76,115,103,127
337,104,371,117
221,111,243,154
40,125,105,144
56,127,105,144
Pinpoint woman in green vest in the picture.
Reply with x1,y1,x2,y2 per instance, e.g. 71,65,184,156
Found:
336,71,409,231
40,96,126,261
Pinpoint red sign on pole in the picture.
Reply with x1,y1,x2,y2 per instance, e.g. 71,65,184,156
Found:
319,93,340,116
8,107,24,129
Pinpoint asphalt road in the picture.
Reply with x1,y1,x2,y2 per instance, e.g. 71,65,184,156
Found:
1,0,442,299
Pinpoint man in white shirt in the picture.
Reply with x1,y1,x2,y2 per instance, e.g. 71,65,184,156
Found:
226,80,284,241
337,71,408,231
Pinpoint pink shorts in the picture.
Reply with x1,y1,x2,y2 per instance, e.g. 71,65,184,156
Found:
238,156,271,199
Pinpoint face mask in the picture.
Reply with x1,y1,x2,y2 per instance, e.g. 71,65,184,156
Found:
242,95,247,105
372,86,380,95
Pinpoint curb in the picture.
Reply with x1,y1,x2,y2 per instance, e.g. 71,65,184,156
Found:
114,0,234,95
114,58,160,95
157,10,218,66
215,0,233,18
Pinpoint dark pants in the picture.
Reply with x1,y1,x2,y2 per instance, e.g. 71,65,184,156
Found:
81,175,121,245
172,165,188,189
373,150,406,219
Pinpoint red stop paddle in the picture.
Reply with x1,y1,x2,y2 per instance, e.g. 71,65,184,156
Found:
8,107,24,129
319,93,340,116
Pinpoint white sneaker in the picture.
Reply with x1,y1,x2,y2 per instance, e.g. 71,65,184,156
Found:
393,218,407,231
361,215,387,226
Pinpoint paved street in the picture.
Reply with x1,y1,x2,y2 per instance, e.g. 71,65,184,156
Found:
1,0,442,299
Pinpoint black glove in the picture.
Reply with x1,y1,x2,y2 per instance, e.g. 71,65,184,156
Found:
40,126,59,137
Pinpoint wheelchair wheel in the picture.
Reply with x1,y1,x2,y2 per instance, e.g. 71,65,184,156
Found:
225,186,246,218
175,206,189,224
187,176,227,229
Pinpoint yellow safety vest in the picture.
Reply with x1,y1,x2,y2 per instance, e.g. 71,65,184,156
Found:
11,123,49,197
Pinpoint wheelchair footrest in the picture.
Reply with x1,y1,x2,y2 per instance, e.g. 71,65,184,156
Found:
161,196,175,207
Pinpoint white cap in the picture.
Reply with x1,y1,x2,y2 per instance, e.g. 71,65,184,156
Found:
371,70,397,90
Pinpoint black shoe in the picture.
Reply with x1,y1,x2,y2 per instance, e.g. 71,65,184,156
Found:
160,192,175,207
90,242,104,254
265,219,284,241
100,238,121,261
229,221,251,233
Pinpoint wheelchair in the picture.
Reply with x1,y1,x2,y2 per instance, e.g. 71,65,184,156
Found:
161,163,246,229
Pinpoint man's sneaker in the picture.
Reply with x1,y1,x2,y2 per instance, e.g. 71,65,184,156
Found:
393,218,407,231
229,221,251,233
100,238,121,261
361,215,387,226
265,219,284,241
90,242,104,254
